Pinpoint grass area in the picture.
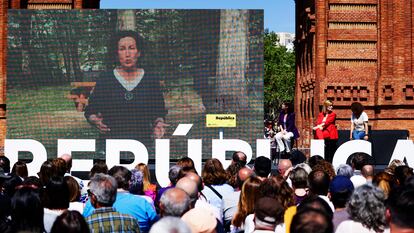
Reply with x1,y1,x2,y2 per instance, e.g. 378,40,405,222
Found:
7,82,263,160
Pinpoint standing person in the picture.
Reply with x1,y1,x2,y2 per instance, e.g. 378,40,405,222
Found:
85,30,168,148
313,100,338,163
350,102,369,140
275,102,299,155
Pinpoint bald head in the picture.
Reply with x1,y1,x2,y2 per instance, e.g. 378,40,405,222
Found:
59,154,72,172
237,167,253,190
232,151,247,166
185,172,203,193
176,177,199,207
160,188,191,217
361,165,374,181
278,159,292,176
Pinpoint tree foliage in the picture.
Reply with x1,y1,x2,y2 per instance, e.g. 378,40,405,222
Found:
264,29,295,119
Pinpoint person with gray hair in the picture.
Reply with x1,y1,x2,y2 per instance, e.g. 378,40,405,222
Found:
336,184,388,233
149,217,191,233
86,173,140,233
336,164,353,178
156,165,182,206
159,188,191,217
83,166,158,232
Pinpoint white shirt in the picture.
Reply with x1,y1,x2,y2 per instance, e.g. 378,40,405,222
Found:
351,112,368,131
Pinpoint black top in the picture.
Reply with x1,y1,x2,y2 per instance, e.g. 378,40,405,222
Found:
85,70,167,144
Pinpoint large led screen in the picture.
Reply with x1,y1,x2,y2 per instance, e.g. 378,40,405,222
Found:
7,10,264,159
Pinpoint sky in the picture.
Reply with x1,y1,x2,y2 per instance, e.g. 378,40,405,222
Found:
100,0,295,33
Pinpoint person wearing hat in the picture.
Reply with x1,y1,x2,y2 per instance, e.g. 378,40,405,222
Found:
181,207,217,233
252,197,284,233
328,175,354,231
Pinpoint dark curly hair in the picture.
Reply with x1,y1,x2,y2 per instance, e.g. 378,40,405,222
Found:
351,102,364,118
107,30,145,69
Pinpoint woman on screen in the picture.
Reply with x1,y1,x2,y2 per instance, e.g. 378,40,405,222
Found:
85,31,168,146
313,100,338,163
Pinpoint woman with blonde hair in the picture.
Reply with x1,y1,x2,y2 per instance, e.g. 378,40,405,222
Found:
313,100,338,163
136,163,157,201
231,176,262,233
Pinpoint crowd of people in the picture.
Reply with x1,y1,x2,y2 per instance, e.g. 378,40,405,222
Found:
0,151,413,233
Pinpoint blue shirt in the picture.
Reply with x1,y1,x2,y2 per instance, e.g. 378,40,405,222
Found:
84,192,158,232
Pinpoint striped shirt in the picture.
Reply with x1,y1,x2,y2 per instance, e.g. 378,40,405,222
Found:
86,207,140,233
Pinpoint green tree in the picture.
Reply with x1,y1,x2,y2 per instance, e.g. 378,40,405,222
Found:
264,29,295,119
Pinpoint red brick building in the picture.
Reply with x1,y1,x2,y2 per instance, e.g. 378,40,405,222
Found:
295,0,414,148
0,0,100,153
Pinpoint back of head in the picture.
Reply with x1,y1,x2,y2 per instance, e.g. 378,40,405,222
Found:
387,187,414,230
64,176,81,202
44,176,70,210
336,164,353,178
185,172,203,193
51,210,90,233
226,162,244,189
39,160,54,186
176,177,199,207
89,160,108,179
59,154,73,173
290,208,333,233
108,165,131,190
169,165,182,185
52,158,67,177
0,156,10,173
182,208,217,233
347,184,386,232
308,155,324,168
159,188,190,217
308,170,330,196
11,187,44,232
260,175,294,209
254,156,271,178
11,161,28,178
232,151,247,166
351,153,369,170
394,165,413,186
236,167,253,190
149,216,191,233
329,175,354,209
290,167,309,189
255,197,284,227
177,157,196,170
89,173,117,207
297,195,333,219
202,159,227,186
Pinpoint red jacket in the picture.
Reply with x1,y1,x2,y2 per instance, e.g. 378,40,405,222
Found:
315,111,338,140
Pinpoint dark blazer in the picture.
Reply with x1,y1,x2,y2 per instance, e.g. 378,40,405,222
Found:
278,111,300,139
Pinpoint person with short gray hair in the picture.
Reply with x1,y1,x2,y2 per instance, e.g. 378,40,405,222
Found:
336,164,353,178
149,216,191,233
336,184,388,233
86,173,140,233
159,188,190,217
89,173,117,206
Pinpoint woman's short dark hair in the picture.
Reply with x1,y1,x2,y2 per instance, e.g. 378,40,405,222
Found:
351,102,364,117
44,176,70,210
108,30,145,68
64,176,81,202
283,102,294,113
89,160,108,179
11,187,44,233
51,210,90,233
